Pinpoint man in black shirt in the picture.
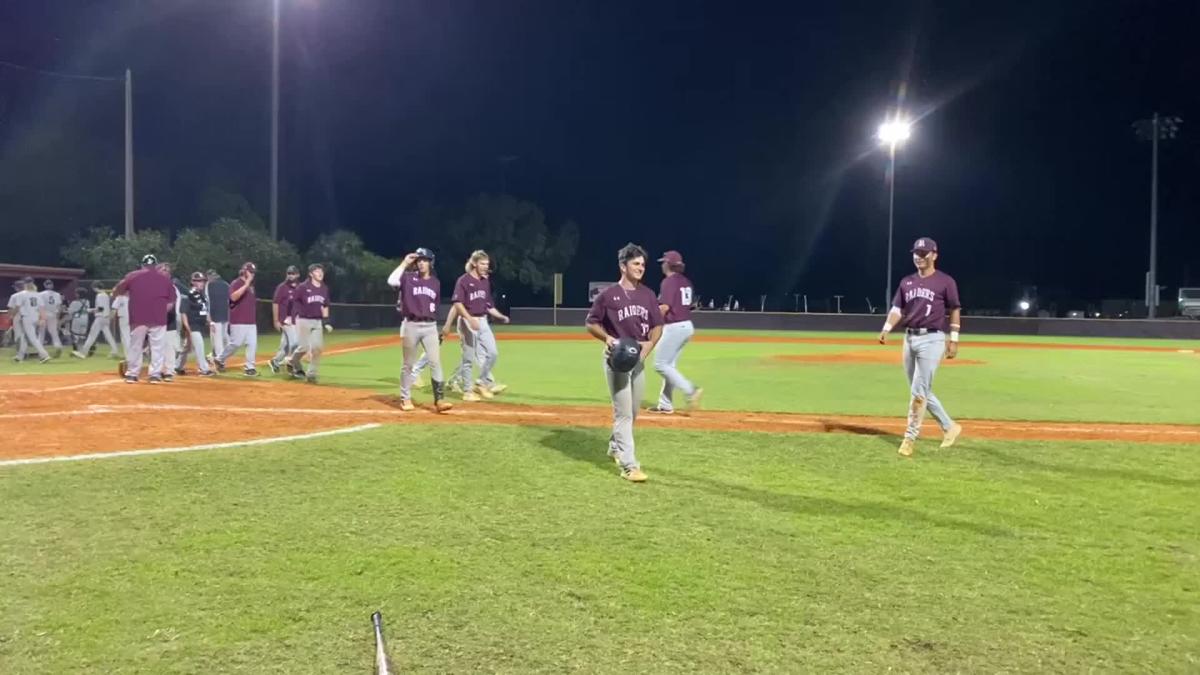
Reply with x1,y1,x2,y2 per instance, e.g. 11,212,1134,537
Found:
181,272,216,377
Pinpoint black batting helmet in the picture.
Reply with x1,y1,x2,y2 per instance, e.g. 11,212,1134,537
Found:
414,247,435,262
141,254,158,266
286,265,300,274
241,261,257,273
607,337,641,374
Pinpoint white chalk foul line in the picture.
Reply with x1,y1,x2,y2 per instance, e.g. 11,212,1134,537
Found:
1,379,123,395
0,423,382,467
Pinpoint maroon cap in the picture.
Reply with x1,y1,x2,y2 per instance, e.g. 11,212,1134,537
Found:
658,250,684,265
911,237,938,253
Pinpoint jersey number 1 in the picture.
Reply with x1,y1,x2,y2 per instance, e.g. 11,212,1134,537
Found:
680,287,693,306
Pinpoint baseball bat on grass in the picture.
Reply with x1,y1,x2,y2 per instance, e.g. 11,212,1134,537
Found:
372,611,392,675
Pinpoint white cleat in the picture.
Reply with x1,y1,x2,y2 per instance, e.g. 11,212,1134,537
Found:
940,423,964,449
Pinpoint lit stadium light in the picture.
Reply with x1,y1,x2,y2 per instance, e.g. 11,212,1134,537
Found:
877,119,912,147
1018,300,1031,312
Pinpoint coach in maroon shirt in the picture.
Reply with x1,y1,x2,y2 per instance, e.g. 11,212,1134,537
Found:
879,237,964,457
114,254,176,383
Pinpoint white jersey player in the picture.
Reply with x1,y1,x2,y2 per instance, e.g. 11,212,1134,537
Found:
112,291,131,358
11,279,52,363
75,281,119,359
37,280,64,355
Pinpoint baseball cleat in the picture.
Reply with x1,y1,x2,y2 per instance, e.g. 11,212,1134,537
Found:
11,356,20,363
898,438,915,458
488,383,508,395
434,400,454,413
71,350,86,359
462,391,482,402
399,399,415,412
161,374,174,383
686,387,704,413
124,375,139,384
474,384,495,400
305,376,318,385
148,375,163,385
646,406,674,415
446,380,460,394
940,423,963,449
39,356,52,364
214,359,227,373
620,468,649,483
199,370,216,377
268,360,280,374
175,367,186,376
244,368,258,377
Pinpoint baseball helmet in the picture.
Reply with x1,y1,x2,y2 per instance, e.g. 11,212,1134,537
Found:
607,336,641,374
286,265,300,274
141,254,158,266
190,271,206,282
241,261,257,273
414,247,435,261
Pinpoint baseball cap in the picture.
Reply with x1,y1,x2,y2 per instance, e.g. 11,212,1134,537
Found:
911,237,938,253
141,254,158,266
190,271,206,282
286,265,300,274
241,261,257,273
414,247,435,260
658,250,684,265
43,279,54,289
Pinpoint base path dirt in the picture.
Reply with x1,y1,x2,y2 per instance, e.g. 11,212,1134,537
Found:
2,372,1199,463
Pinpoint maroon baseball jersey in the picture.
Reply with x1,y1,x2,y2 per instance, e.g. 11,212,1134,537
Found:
116,268,175,328
228,277,257,325
273,281,299,321
658,273,694,324
452,273,493,317
586,282,664,340
892,270,961,331
294,280,329,320
397,272,441,321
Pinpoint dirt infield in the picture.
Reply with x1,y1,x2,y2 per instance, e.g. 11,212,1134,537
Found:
2,370,1199,463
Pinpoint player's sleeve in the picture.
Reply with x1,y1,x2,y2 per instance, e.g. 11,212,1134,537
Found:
451,276,466,303
891,285,904,312
648,291,665,327
945,277,962,310
585,291,606,325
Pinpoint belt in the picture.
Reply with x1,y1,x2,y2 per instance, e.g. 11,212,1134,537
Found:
404,317,434,323
906,327,941,336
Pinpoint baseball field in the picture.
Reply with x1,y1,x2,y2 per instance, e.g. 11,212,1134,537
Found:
1,326,1197,673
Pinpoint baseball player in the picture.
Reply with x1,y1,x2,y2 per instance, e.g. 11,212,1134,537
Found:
450,250,511,401
111,288,131,358
6,280,26,355
879,237,964,457
215,262,259,376
113,254,176,384
38,280,64,356
74,281,119,359
205,269,230,361
158,263,182,382
585,243,664,482
268,265,301,375
66,288,91,351
648,250,702,414
287,263,331,383
10,278,52,363
179,271,215,377
407,304,454,390
387,248,452,412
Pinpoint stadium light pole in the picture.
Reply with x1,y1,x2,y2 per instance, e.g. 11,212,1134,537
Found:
124,68,134,238
269,0,281,240
1132,113,1182,318
878,117,912,308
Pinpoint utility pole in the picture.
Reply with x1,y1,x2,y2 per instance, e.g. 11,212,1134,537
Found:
1133,113,1182,318
124,69,133,238
270,0,281,239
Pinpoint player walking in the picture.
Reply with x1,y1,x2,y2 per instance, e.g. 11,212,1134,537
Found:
113,254,175,383
38,280,64,356
216,262,259,376
648,250,702,414
586,243,664,483
451,250,511,401
205,270,230,361
268,265,301,375
179,272,215,377
287,264,331,384
66,288,90,350
387,248,452,413
10,278,52,363
74,281,119,359
879,237,964,457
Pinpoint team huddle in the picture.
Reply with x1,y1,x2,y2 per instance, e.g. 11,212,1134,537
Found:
7,237,962,481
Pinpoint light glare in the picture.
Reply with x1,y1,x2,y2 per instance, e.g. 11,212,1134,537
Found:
1018,300,1031,311
877,119,912,146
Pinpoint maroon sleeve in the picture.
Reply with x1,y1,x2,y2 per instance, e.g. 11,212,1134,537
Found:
648,296,665,328
891,284,904,310
585,291,606,324
113,270,135,296
272,283,288,307
451,275,467,304
657,278,669,305
945,276,961,310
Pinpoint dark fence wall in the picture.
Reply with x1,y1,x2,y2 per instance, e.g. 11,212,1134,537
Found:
510,307,1200,340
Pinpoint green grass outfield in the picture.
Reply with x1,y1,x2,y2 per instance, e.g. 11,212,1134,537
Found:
2,328,1199,672
1,426,1197,673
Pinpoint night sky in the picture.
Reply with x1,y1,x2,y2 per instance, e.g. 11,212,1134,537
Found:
1,0,1197,311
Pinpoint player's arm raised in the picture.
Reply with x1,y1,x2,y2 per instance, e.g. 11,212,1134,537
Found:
387,253,419,288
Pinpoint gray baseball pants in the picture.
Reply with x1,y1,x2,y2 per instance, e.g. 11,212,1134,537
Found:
289,318,324,377
605,359,644,471
16,316,50,360
903,331,956,440
401,320,441,401
125,325,167,378
654,320,696,411
271,323,300,367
